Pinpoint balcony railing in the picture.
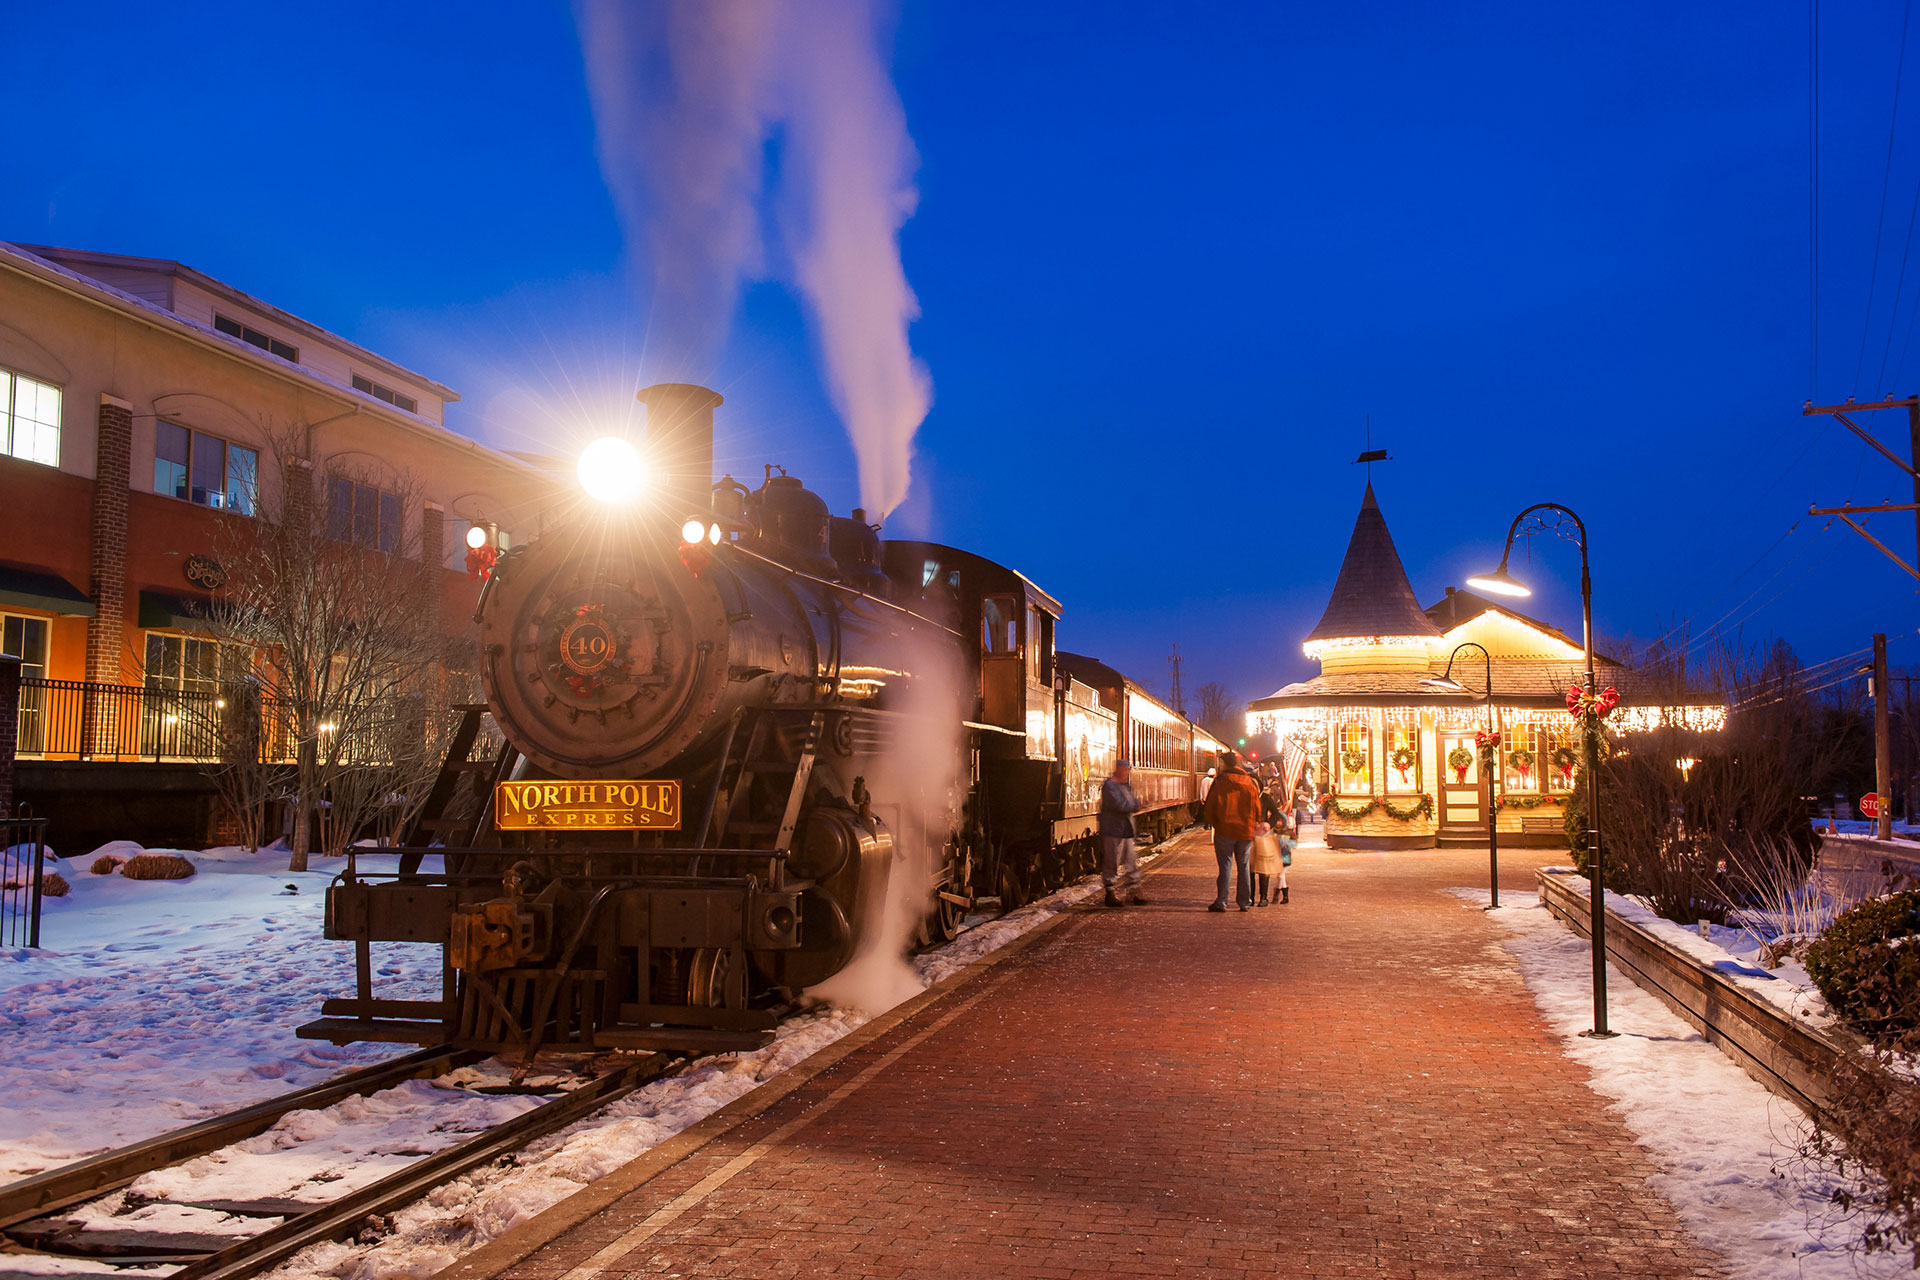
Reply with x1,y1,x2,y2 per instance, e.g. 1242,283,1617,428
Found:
13,677,437,765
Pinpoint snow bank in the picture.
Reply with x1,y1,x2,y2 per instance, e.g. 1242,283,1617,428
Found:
1459,889,1878,1277
0,843,441,1182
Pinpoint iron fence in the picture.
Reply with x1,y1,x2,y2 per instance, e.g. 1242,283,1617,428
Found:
14,678,442,766
1,814,48,948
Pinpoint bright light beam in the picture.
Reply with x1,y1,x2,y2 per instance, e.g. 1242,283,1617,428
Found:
578,437,647,503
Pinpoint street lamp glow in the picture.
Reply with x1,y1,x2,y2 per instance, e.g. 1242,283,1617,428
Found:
578,437,646,504
1465,565,1532,597
465,524,489,550
1419,674,1467,693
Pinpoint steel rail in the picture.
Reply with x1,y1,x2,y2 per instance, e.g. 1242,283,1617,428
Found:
167,1054,683,1280
0,1045,477,1232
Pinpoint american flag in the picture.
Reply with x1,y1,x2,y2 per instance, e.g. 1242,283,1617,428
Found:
1279,739,1310,806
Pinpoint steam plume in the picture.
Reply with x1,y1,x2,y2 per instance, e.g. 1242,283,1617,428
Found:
576,0,932,518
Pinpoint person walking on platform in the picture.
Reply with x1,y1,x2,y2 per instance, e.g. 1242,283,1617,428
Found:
1202,750,1262,912
1099,760,1145,909
1253,783,1291,906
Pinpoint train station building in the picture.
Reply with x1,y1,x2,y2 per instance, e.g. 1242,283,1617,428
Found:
1247,486,1726,850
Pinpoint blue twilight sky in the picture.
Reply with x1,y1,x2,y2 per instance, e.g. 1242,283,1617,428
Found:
6,1,1920,708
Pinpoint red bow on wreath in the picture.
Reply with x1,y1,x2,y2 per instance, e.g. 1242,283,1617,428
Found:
465,545,498,581
1474,730,1501,749
1565,685,1619,719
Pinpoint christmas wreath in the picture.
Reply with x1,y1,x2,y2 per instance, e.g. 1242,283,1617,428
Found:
1389,746,1416,782
1507,747,1535,782
1551,746,1578,784
1447,746,1473,782
1340,749,1367,777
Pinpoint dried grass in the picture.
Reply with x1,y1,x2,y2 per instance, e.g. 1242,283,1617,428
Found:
39,872,69,898
120,853,196,881
89,855,125,875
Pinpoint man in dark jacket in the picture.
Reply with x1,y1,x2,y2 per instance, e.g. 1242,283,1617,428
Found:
1201,750,1263,912
1098,759,1145,908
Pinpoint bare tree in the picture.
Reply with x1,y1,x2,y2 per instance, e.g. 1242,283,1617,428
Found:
203,426,450,870
1196,682,1241,744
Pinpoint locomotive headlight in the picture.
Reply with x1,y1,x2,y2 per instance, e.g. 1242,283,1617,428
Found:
578,436,646,504
680,518,707,544
464,524,489,550
707,522,722,545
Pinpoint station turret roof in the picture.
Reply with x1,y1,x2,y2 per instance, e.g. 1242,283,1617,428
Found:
1304,485,1443,647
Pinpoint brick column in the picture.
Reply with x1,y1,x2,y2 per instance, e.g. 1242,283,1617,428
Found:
86,395,132,685
0,654,20,818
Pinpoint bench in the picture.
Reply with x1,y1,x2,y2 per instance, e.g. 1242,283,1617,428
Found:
1518,816,1564,837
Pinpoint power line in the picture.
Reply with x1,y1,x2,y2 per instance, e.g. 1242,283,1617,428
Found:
1641,519,1805,653
1678,520,1836,658
1855,0,1914,394
1811,0,1823,397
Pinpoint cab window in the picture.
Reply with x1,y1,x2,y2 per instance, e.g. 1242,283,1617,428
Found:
982,595,1018,655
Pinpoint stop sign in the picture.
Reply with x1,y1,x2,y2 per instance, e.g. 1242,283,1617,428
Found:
1861,793,1883,820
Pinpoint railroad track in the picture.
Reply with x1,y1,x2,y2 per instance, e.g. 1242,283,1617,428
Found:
0,1047,687,1280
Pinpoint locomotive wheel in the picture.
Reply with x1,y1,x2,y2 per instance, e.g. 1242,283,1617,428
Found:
998,856,1030,911
1040,844,1067,893
687,947,728,1008
930,837,971,942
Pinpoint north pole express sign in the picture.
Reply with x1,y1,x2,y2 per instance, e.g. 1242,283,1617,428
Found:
493,780,681,831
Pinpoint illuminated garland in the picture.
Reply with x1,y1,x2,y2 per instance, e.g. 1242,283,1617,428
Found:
1496,794,1562,810
1331,794,1435,821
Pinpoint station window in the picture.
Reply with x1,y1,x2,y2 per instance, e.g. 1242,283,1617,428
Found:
1546,721,1580,793
1502,711,1543,794
352,373,418,414
1383,712,1419,794
4,614,49,754
1335,718,1371,793
982,596,1018,655
156,422,258,515
328,477,402,553
0,367,61,466
214,314,298,363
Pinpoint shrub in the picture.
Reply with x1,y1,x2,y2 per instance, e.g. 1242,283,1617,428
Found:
1803,891,1920,1040
89,855,125,875
40,872,70,898
120,853,196,881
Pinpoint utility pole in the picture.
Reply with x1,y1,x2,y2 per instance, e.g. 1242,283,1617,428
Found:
1876,633,1894,842
1806,395,1920,581
1167,643,1185,716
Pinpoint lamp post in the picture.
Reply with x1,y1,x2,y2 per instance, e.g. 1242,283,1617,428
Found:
1423,642,1501,908
1468,503,1616,1040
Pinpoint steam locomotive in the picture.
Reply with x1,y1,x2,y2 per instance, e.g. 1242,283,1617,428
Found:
301,384,1227,1056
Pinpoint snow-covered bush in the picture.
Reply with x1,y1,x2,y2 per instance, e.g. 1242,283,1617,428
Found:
1804,891,1920,1042
89,855,125,875
120,853,196,881
40,872,69,898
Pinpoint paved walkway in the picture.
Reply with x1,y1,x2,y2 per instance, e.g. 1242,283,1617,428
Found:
493,833,1724,1279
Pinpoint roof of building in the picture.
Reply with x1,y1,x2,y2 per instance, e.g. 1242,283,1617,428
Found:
12,244,459,400
1305,485,1443,645
0,241,536,479
1248,660,1713,711
1424,585,1589,650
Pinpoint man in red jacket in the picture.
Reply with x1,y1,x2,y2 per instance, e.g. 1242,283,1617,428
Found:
1201,750,1263,912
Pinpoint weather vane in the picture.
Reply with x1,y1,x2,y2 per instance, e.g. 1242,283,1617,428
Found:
1352,413,1392,480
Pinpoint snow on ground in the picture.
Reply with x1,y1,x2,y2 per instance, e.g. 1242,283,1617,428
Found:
1817,818,1920,842
257,853,1133,1280
1456,887,1889,1279
0,843,441,1182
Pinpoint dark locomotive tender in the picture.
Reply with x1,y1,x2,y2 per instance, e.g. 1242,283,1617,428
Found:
302,383,1228,1056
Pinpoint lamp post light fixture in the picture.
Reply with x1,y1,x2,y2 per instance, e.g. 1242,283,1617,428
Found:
1469,502,1616,1040
1423,642,1501,908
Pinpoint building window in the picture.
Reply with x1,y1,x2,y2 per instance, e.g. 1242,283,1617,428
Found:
351,374,417,414
328,477,401,552
1546,721,1579,793
155,422,258,515
3,613,49,755
1383,712,1419,794
0,367,61,466
1336,718,1371,793
214,313,298,362
1503,712,1543,794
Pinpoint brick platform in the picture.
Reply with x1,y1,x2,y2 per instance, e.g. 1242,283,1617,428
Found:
489,834,1724,1279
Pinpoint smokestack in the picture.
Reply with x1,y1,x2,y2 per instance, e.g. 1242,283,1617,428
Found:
637,382,724,522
